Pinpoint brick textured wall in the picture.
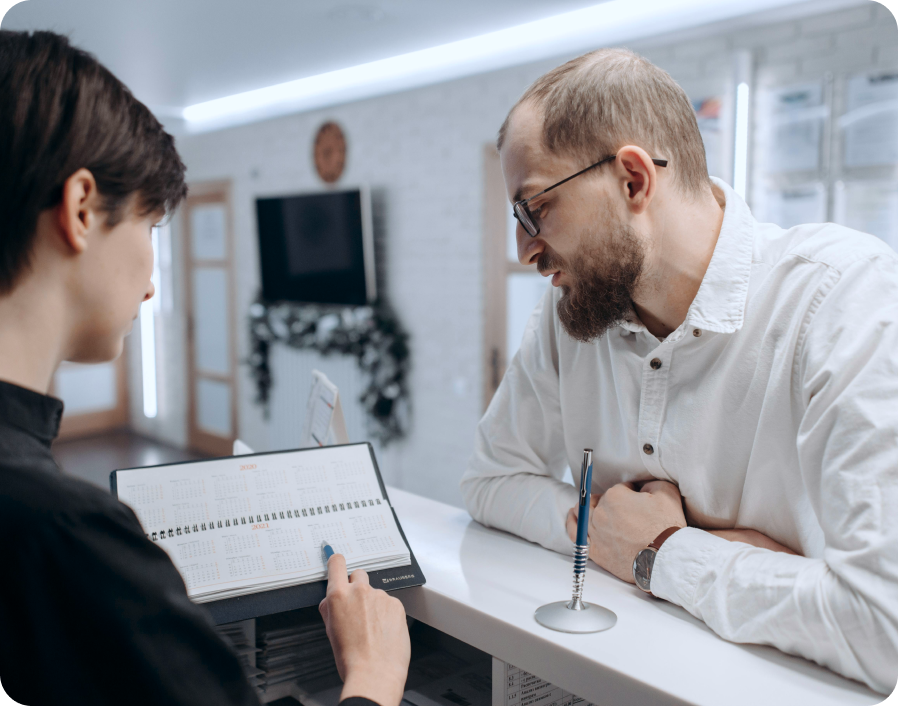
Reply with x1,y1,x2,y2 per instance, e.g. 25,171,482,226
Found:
139,1,897,508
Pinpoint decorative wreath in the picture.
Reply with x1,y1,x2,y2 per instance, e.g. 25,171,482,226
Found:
247,298,410,445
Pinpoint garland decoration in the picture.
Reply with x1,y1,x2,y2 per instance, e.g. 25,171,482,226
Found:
248,297,410,445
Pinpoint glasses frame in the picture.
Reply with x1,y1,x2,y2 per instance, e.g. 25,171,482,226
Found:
512,154,669,238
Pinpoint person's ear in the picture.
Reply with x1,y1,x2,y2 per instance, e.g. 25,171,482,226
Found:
614,146,659,216
55,168,100,254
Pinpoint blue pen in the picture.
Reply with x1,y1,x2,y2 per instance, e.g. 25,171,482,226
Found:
571,449,593,609
534,447,617,632
321,541,335,565
575,449,593,546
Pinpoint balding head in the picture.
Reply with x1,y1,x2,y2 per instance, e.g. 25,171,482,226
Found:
499,48,709,197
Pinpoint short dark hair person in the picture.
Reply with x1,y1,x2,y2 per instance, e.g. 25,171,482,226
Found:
0,30,412,706
0,30,187,293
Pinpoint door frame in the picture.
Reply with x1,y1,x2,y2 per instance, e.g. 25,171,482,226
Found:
183,180,238,456
482,144,537,410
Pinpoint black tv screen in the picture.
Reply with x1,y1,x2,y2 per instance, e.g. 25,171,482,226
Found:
256,189,375,306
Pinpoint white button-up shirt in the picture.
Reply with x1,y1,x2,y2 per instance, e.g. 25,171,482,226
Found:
461,178,898,694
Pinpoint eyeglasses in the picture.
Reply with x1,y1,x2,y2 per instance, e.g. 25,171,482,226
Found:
512,154,668,238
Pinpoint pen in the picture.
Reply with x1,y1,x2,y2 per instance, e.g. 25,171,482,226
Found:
321,540,335,565
576,449,593,547
571,448,593,610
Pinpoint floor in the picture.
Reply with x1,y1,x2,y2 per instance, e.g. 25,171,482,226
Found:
52,428,205,491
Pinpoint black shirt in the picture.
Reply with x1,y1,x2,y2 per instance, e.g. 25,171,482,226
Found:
0,380,261,705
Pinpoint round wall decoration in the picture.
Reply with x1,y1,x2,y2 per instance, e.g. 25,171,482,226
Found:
313,121,347,183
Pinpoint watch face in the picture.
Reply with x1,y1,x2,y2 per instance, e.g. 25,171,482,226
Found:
633,547,657,593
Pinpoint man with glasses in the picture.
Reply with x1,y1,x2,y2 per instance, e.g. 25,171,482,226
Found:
461,48,898,695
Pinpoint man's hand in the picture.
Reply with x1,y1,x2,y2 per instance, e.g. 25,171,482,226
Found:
567,480,686,583
319,554,410,706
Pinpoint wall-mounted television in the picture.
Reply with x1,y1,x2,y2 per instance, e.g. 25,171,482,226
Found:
256,188,376,306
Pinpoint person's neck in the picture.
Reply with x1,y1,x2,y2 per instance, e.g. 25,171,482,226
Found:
0,273,70,395
632,183,726,339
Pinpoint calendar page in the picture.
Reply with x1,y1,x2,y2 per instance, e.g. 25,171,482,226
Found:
114,444,410,602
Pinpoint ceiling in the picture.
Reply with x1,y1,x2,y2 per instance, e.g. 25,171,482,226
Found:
3,0,862,132
3,0,609,113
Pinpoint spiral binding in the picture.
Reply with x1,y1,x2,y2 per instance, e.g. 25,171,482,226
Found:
146,497,383,542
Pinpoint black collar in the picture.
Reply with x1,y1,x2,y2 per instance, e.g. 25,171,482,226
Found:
0,379,64,444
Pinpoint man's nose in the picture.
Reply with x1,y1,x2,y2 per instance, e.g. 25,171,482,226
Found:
144,281,156,302
517,222,544,266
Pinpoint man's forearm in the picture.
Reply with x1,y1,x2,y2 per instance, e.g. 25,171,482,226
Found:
705,528,798,555
650,528,897,694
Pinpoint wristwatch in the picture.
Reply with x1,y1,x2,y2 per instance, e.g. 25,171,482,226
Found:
633,526,682,595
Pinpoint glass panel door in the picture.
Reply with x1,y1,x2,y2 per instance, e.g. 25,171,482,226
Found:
185,184,236,456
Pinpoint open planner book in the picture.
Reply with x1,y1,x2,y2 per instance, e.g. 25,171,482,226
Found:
111,443,421,614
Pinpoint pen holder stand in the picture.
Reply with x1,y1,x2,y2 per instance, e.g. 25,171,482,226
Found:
534,541,617,634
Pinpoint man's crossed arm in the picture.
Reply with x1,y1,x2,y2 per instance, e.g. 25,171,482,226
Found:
564,480,796,584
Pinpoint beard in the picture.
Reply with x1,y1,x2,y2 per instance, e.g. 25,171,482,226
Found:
539,220,645,343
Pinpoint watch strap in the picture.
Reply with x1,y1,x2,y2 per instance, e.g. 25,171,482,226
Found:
648,526,682,552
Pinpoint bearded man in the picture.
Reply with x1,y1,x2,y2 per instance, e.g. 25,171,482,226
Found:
460,48,898,695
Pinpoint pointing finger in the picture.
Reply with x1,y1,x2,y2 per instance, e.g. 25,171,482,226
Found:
326,553,348,594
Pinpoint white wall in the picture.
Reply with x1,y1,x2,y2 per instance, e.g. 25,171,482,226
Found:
132,1,897,508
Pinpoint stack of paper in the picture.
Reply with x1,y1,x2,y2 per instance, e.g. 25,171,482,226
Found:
257,620,338,692
217,621,264,690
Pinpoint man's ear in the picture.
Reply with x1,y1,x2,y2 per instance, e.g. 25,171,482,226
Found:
614,146,659,215
55,168,100,254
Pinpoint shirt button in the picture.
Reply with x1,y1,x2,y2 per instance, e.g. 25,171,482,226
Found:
693,328,702,337
643,443,654,455
650,358,662,370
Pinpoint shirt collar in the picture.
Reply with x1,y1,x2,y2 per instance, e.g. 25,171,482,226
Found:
684,177,754,334
0,379,64,445
617,177,754,338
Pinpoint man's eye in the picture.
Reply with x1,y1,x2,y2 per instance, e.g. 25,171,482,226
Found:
532,205,545,219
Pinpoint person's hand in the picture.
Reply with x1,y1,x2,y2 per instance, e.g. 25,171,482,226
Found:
319,554,410,706
581,480,686,583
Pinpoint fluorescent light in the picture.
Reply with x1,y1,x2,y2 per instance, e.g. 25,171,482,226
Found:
141,227,161,419
183,0,807,132
140,299,157,418
733,82,750,200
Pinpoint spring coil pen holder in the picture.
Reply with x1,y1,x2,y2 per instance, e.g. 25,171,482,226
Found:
534,449,618,633
568,544,589,610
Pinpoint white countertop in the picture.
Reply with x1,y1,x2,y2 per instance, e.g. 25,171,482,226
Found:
388,487,882,706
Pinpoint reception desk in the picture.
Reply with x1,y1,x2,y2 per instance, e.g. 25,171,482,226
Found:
389,488,883,706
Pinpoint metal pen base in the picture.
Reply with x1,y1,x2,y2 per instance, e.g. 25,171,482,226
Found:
534,600,617,634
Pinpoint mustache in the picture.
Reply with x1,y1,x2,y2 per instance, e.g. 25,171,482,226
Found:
537,250,565,275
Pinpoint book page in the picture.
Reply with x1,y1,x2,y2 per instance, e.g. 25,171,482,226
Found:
115,444,409,601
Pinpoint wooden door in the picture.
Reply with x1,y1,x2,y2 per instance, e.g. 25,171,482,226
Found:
184,183,237,456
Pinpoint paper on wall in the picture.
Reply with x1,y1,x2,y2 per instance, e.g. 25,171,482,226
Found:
301,370,350,448
693,96,725,180
842,72,898,168
760,82,826,174
834,181,898,251
757,183,827,229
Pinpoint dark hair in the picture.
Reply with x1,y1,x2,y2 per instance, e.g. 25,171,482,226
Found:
0,30,187,293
